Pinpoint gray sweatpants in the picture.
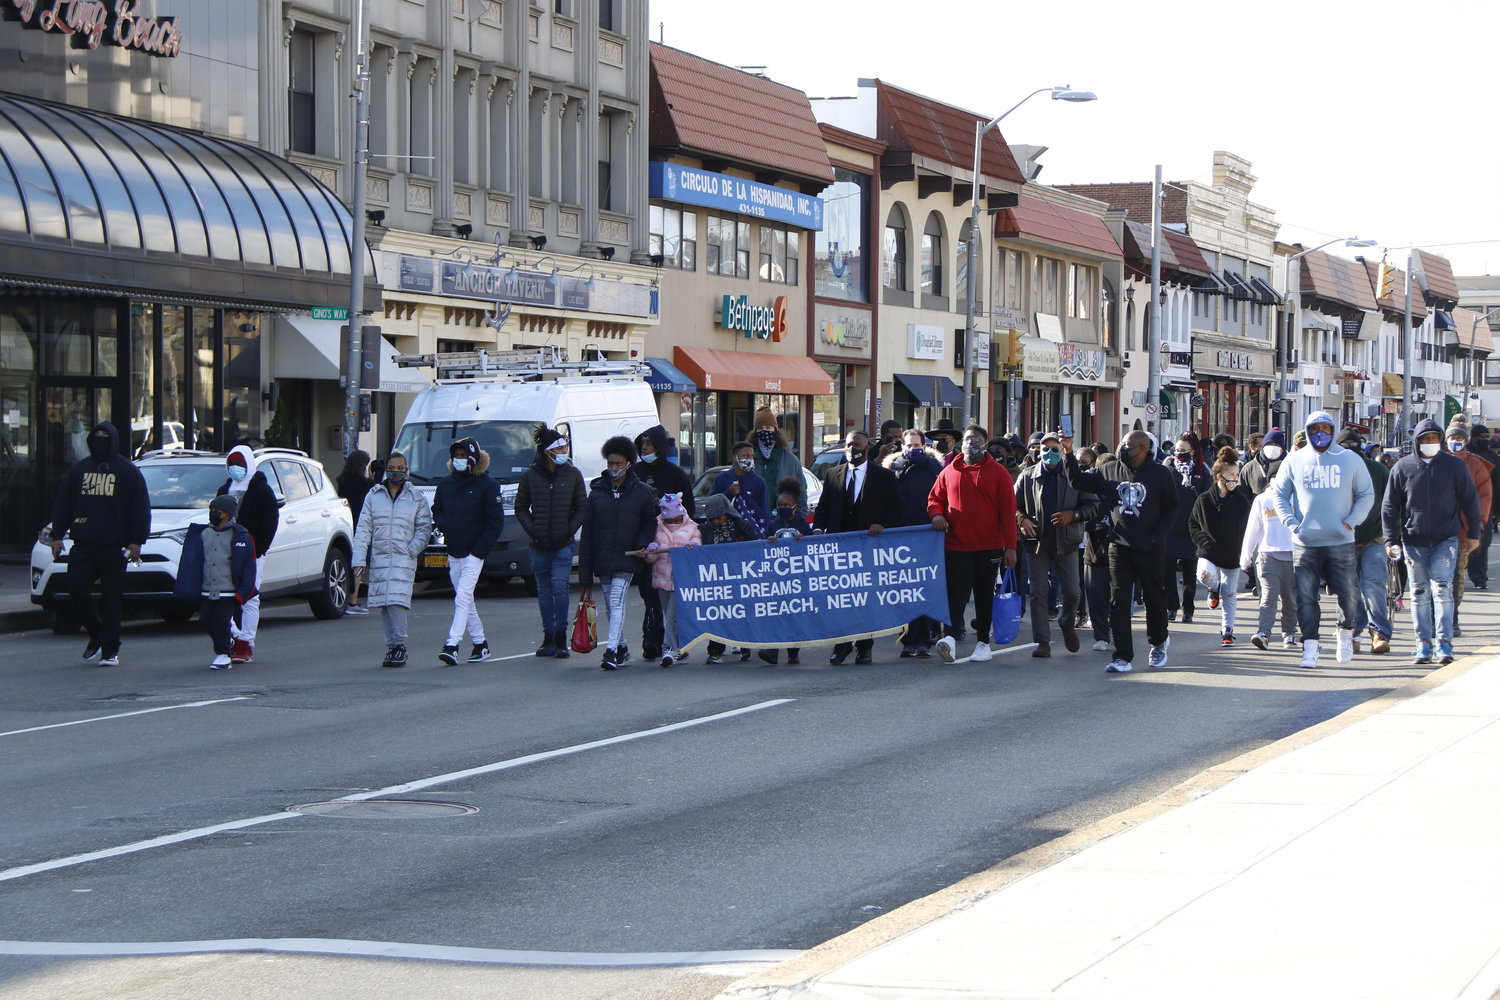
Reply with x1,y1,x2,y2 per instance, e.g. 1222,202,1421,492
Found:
1255,553,1296,639
381,605,409,647
660,589,679,653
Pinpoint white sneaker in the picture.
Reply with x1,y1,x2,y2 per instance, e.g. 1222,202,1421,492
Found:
1335,629,1354,663
1148,636,1170,669
970,641,991,662
935,636,957,663
1105,658,1133,673
1092,639,1111,651
209,654,232,670
1283,635,1299,650
1300,639,1320,668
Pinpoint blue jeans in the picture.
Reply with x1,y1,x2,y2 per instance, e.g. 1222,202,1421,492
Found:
1292,543,1358,642
1352,542,1393,640
531,544,575,636
1405,538,1458,645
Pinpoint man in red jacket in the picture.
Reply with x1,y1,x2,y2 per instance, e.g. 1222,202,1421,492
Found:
927,424,1018,663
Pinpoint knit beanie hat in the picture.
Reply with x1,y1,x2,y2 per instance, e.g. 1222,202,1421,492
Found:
1263,428,1286,449
752,407,779,431
209,494,238,519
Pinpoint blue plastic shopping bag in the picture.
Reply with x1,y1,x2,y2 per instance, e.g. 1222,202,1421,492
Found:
990,568,1023,645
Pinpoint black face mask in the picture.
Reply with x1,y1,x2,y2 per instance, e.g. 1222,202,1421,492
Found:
88,435,111,462
846,448,867,466
1117,443,1139,466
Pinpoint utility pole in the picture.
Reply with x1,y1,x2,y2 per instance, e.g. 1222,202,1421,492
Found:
1400,251,1415,451
342,0,373,458
1144,165,1163,442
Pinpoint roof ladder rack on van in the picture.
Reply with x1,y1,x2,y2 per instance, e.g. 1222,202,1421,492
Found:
392,347,652,383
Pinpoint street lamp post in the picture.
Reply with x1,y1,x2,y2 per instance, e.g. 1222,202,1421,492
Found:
1279,237,1375,430
962,86,1095,428
341,0,373,458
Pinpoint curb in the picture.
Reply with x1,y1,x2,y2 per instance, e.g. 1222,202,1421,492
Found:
0,607,45,635
715,645,1500,999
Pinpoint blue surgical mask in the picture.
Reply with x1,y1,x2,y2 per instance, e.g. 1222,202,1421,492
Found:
776,506,797,519
227,465,247,481
641,452,658,464
451,457,470,472
550,451,570,465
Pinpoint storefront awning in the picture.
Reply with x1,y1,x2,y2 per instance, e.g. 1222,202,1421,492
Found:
643,356,697,393
273,316,426,393
1301,309,1342,332
673,347,836,396
0,93,375,310
893,372,963,409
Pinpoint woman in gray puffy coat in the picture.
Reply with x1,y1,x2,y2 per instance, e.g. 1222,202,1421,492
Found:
352,451,432,668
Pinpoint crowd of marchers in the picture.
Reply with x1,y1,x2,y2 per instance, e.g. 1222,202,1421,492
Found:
48,408,1496,675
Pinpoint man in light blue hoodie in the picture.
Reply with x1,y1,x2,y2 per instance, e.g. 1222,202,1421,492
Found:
1271,410,1375,668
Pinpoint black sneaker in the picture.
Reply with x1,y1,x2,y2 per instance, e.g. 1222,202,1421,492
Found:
705,653,723,664
438,644,460,666
615,644,631,666
467,642,492,663
381,646,397,668
758,649,779,665
382,646,409,668
551,632,571,659
899,647,916,658
786,650,800,665
536,632,556,657
600,647,620,671
82,639,102,662
737,647,752,662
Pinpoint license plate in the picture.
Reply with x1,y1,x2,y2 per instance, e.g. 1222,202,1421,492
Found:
424,553,449,568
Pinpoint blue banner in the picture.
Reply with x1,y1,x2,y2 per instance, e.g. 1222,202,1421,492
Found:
650,162,824,231
669,525,948,651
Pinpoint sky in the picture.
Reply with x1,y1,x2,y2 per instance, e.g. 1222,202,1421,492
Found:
647,0,1499,283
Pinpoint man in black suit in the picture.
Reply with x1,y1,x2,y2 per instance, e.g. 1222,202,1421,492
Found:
813,430,904,664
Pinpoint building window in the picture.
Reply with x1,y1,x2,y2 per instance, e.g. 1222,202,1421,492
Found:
707,214,750,278
409,56,435,178
288,28,318,155
369,44,393,172
921,212,944,296
956,218,977,306
553,0,572,14
598,110,623,212
598,0,616,31
759,225,799,285
452,69,474,187
882,205,908,291
1067,263,1093,320
1002,249,1024,310
815,167,868,303
1034,256,1061,315
649,205,696,270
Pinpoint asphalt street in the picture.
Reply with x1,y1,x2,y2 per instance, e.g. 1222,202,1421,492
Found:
0,577,1462,998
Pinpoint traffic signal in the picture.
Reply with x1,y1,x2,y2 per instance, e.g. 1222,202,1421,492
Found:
1376,258,1394,300
1007,328,1023,367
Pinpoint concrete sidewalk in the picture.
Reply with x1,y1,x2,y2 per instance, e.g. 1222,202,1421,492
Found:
724,648,1500,1000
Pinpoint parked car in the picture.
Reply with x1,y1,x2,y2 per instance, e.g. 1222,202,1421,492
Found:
808,444,845,482
31,448,355,633
690,465,823,522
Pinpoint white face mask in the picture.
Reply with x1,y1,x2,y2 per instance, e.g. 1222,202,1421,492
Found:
1261,445,1283,461
1419,442,1442,458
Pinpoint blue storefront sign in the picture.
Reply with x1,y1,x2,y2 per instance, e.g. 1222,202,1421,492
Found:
650,162,824,231
669,526,948,650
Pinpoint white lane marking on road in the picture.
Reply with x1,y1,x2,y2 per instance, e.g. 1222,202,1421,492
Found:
0,699,794,884
0,698,250,738
955,642,1037,662
0,938,801,968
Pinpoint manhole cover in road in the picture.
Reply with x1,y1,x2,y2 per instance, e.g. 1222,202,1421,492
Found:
289,799,477,819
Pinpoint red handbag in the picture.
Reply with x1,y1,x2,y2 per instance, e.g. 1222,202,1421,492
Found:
571,588,597,654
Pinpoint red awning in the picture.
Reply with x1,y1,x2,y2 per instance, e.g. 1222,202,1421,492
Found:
674,346,836,396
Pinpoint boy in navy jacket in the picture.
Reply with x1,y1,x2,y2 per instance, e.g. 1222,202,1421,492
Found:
174,494,258,670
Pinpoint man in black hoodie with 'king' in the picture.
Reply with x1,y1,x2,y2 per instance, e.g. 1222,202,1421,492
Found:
49,422,151,666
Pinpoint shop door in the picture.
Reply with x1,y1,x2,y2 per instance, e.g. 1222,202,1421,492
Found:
37,380,122,529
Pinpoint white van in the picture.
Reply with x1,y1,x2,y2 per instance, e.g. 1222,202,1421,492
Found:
390,350,661,585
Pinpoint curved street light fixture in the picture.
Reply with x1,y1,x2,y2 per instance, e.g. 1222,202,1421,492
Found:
962,86,1096,425
1278,237,1377,428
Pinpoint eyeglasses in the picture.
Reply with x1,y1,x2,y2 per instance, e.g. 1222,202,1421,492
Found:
1173,453,1192,460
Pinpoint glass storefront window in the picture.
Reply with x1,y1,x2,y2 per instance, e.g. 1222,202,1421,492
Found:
815,168,868,302
193,309,218,451
43,302,99,375
129,303,156,457
813,362,843,453
223,311,263,447
161,305,187,453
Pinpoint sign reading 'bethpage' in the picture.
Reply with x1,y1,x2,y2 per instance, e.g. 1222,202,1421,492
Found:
669,526,949,651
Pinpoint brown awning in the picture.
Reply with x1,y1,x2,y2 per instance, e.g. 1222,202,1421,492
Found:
994,195,1120,259
674,346,836,396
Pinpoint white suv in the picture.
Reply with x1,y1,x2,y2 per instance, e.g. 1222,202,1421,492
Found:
31,448,355,633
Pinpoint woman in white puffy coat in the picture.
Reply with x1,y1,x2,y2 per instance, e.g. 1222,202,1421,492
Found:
352,451,432,667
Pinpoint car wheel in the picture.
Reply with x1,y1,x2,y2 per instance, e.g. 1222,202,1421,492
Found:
309,545,351,620
49,608,82,635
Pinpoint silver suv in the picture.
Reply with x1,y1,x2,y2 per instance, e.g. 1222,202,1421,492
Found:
31,448,355,633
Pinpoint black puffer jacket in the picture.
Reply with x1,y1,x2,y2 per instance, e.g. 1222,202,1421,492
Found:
883,446,944,527
432,448,505,559
577,470,658,585
1190,485,1252,569
514,455,586,551
215,446,279,558
632,425,693,499
50,421,151,546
